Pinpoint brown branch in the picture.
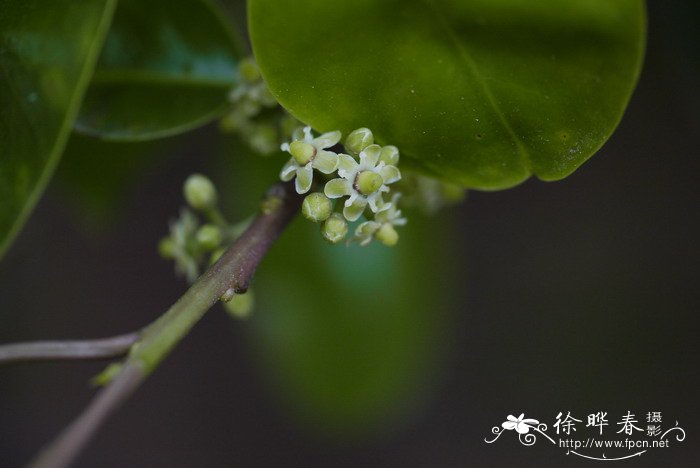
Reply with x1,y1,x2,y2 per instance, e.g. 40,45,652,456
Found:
25,181,302,468
29,364,144,468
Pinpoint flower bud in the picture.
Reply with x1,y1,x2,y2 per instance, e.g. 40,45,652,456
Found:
375,223,399,246
356,171,384,195
302,192,333,222
239,58,261,83
345,127,374,154
249,124,278,155
440,182,467,203
196,224,222,250
379,145,400,166
158,237,176,259
321,213,348,244
184,174,217,210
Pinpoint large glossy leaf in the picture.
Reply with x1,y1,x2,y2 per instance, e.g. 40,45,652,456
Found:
249,0,646,190
0,0,116,259
75,0,242,141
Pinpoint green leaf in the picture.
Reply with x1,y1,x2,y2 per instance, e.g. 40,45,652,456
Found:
0,0,117,259
75,0,243,141
249,0,646,190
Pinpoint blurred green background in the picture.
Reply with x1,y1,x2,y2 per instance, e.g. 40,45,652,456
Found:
0,1,698,466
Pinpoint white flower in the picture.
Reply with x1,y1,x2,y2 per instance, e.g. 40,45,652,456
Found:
354,194,407,246
323,144,401,221
374,193,407,226
280,126,341,194
502,414,539,434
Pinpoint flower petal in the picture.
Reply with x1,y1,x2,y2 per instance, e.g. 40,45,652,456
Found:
380,165,401,184
295,164,313,194
302,126,313,142
313,130,342,149
324,178,352,198
344,192,358,207
280,159,297,181
343,197,367,222
522,419,539,425
337,153,358,179
507,415,518,422
360,144,381,167
291,127,305,141
312,150,339,174
379,145,400,166
367,192,387,213
356,221,380,237
355,221,380,246
502,422,517,430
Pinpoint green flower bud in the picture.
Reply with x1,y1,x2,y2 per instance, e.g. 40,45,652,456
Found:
375,223,399,247
302,192,333,222
239,58,261,83
289,140,316,165
224,290,254,319
158,237,176,259
321,213,348,244
249,124,278,155
379,145,400,166
196,224,222,250
440,182,467,203
345,127,374,154
184,174,217,210
356,170,383,195
219,113,240,133
261,194,283,215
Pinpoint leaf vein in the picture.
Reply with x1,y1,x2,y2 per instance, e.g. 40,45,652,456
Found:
420,0,533,171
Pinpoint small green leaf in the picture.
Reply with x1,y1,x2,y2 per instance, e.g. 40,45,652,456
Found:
249,0,646,189
75,0,243,141
0,0,117,260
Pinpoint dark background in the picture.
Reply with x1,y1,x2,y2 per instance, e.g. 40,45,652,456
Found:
1,1,698,466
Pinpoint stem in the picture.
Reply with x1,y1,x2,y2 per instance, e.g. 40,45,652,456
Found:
27,182,302,468
0,334,138,365
29,364,144,468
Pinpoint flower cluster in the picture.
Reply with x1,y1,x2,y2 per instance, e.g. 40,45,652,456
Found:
221,57,300,155
159,174,253,318
279,126,407,246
